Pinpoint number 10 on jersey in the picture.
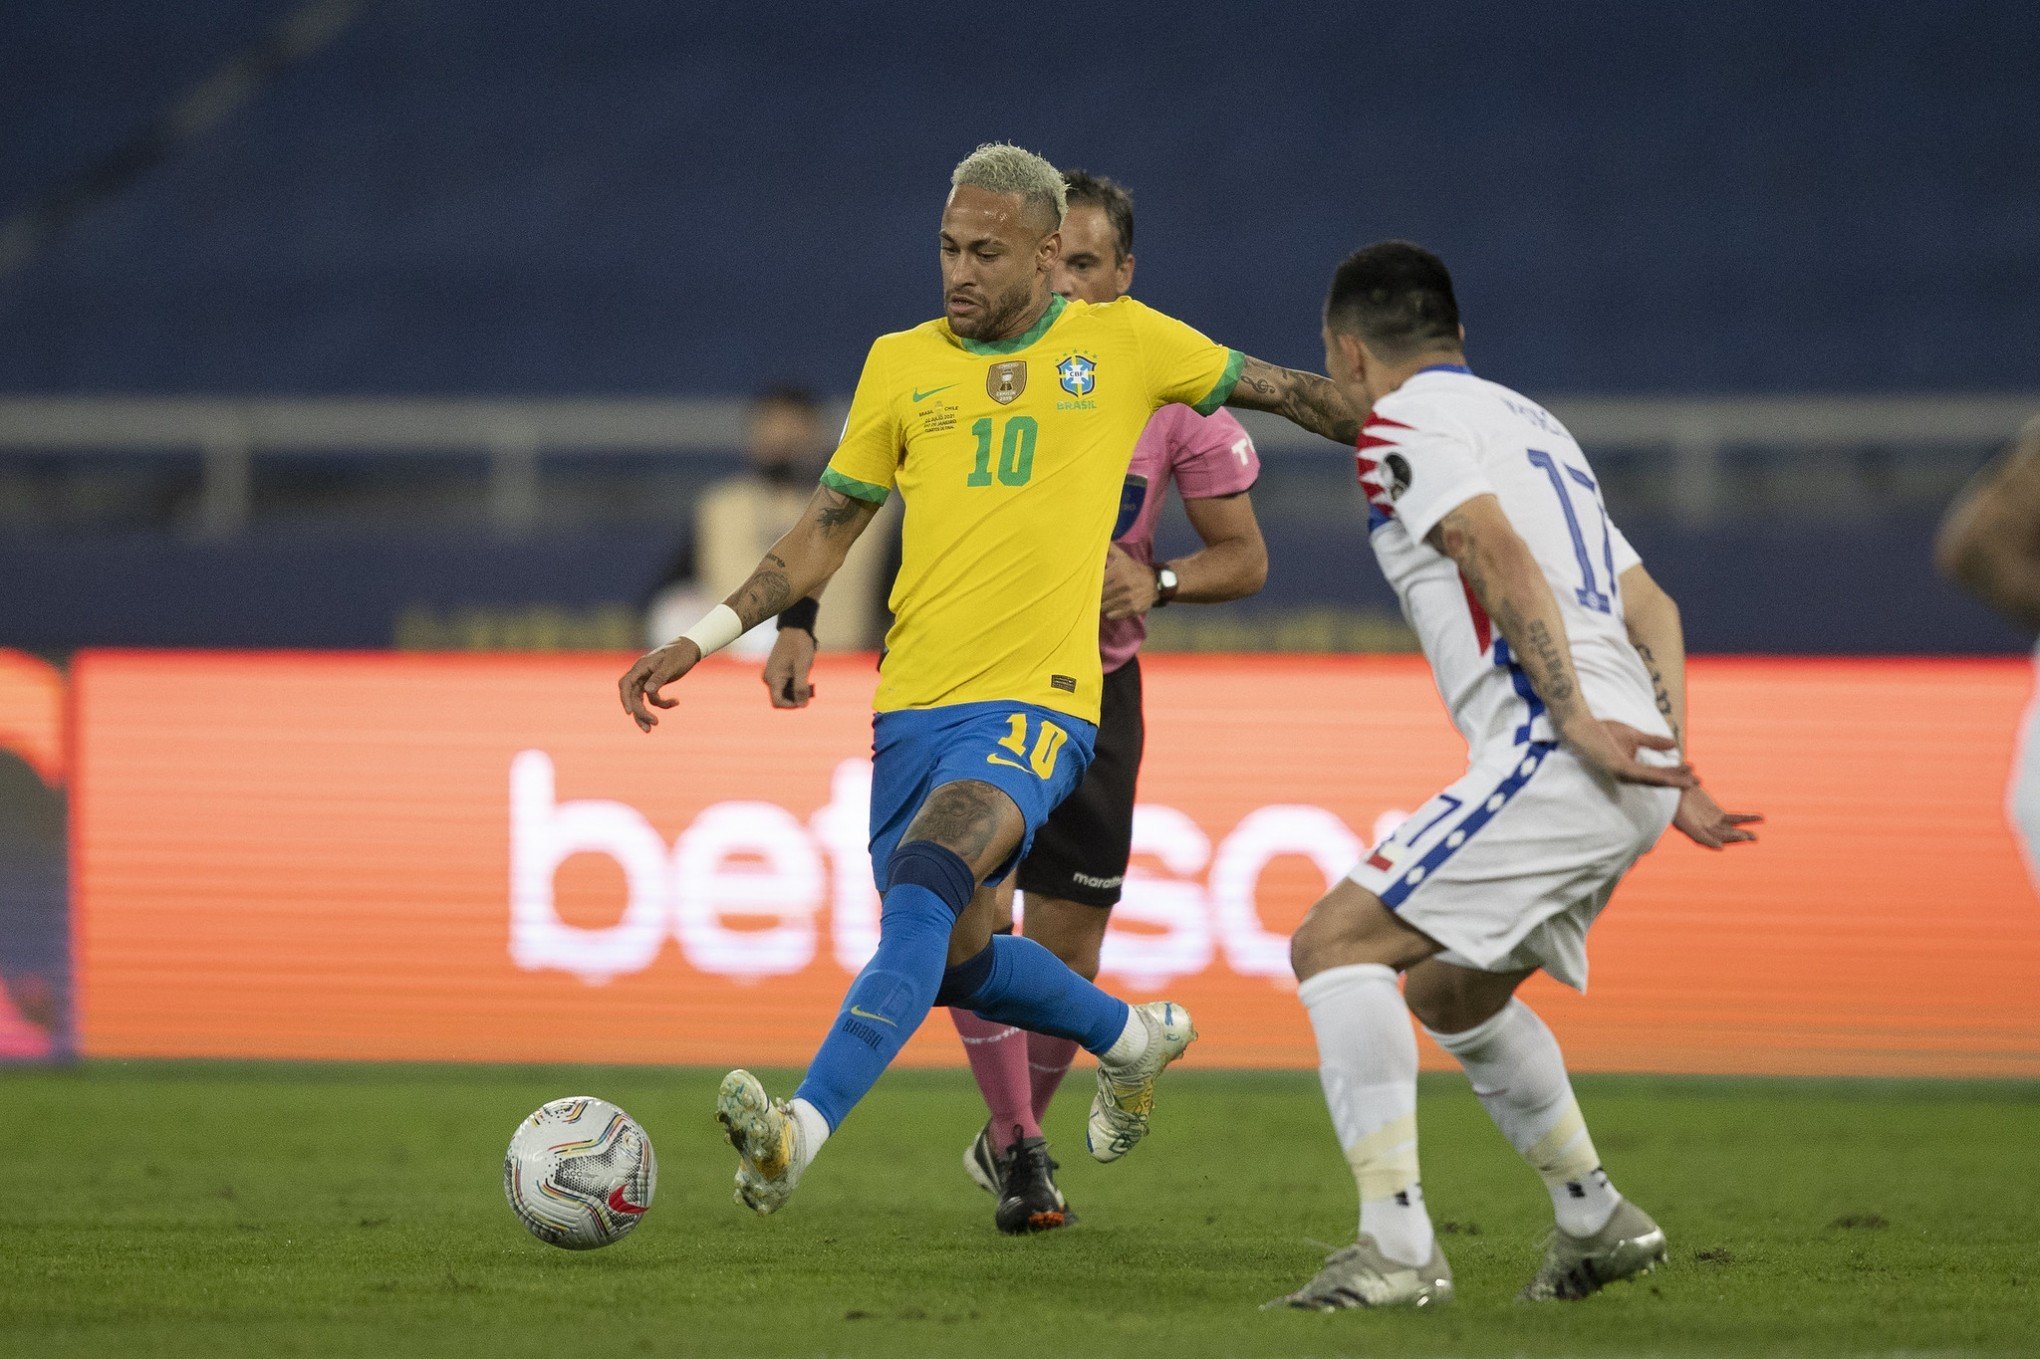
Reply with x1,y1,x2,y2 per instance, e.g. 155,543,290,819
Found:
968,416,1037,487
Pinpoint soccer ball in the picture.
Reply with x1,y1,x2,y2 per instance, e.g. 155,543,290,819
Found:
503,1096,657,1249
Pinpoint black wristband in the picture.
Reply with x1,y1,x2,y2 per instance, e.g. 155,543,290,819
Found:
777,597,820,636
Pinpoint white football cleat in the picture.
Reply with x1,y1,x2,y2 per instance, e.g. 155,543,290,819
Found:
1086,1000,1197,1163
1519,1198,1668,1301
1267,1236,1455,1310
715,1069,807,1215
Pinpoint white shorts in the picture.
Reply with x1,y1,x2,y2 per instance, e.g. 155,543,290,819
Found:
1346,741,1678,991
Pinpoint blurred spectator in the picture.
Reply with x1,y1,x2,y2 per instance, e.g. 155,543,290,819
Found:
645,386,895,655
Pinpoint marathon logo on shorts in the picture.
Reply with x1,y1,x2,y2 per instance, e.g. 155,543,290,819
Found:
1050,675,1077,693
1072,871,1124,890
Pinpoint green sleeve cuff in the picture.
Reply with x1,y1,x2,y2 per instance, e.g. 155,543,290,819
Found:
1192,349,1247,416
820,468,889,505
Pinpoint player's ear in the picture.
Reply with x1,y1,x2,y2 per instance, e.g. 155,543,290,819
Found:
1337,331,1368,378
1119,251,1136,292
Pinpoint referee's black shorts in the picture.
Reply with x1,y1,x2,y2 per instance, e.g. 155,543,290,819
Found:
1017,656,1143,908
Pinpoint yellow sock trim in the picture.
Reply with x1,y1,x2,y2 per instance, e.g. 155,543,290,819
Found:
1343,1112,1420,1200
1525,1101,1599,1183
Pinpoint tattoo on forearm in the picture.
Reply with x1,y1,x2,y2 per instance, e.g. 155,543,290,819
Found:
1233,360,1361,444
1523,618,1576,711
730,567,793,630
1461,534,1582,724
1635,642,1682,741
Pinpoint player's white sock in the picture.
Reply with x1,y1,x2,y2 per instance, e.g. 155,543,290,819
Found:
1100,1005,1151,1068
786,1097,831,1171
1299,962,1435,1266
1424,998,1621,1237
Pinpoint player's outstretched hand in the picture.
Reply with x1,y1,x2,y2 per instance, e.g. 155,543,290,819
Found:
763,628,817,709
618,640,702,732
1101,544,1160,621
1673,786,1762,849
1566,718,1698,790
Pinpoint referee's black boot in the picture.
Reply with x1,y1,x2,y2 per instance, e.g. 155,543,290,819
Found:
994,1132,1076,1235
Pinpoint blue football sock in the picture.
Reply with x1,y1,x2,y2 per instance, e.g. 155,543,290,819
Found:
946,933,1131,1056
793,841,975,1130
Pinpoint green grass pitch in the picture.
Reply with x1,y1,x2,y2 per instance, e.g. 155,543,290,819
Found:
5,1063,2036,1357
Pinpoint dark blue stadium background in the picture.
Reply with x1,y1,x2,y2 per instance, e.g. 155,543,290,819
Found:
0,0,2034,653
5,2,2036,392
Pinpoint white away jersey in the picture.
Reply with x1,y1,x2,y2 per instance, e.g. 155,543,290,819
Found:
1358,365,1668,756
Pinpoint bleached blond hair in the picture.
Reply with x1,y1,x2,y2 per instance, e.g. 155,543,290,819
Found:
950,142,1066,230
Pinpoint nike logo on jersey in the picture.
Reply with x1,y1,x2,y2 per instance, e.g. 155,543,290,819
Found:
607,1184,648,1215
849,1005,898,1027
985,753,1031,773
912,384,957,402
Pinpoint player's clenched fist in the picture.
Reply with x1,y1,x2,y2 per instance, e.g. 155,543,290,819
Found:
762,628,817,709
618,640,703,731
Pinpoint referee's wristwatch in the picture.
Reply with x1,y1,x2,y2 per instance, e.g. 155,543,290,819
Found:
1152,564,1180,608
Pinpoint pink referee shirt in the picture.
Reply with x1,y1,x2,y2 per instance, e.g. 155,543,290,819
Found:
1101,403,1261,673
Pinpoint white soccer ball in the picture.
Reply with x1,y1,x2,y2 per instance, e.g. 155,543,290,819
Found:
504,1096,658,1249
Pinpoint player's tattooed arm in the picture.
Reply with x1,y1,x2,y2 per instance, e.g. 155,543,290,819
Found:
1433,495,1692,791
618,485,880,729
1617,562,1761,847
1618,563,1686,746
1636,644,1680,744
1225,357,1363,445
722,487,880,631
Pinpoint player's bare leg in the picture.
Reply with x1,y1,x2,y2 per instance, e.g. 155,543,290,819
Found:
1405,959,1666,1300
1272,880,1453,1310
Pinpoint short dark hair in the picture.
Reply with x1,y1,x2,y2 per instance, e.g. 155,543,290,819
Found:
753,384,822,417
1324,241,1461,360
1062,169,1134,262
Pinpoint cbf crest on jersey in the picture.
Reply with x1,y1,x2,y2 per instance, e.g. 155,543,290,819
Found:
987,361,1027,405
1056,353,1097,398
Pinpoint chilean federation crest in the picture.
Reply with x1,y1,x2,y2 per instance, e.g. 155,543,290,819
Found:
987,361,1027,405
1056,353,1097,398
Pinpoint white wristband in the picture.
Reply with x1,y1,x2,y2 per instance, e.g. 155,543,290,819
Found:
677,604,744,658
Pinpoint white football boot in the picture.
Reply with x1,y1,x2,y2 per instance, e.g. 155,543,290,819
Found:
1086,1000,1197,1163
1267,1236,1455,1311
715,1069,808,1215
1519,1197,1668,1301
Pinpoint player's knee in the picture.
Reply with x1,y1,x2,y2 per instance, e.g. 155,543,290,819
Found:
1291,884,1423,981
885,839,977,917
1404,961,1523,1034
1401,971,1461,1033
1289,902,1350,981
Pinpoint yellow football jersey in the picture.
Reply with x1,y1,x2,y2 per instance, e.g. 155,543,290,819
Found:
822,294,1242,724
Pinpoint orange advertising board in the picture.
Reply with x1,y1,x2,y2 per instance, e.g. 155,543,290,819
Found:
71,652,2040,1077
